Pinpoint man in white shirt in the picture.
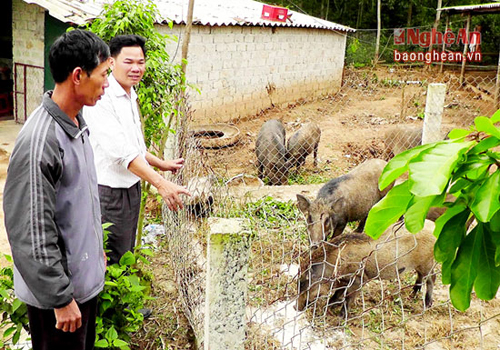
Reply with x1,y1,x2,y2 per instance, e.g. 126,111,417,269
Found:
84,34,190,266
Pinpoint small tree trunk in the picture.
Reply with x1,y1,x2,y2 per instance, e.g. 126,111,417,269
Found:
427,0,442,69
407,2,413,27
459,12,471,86
374,0,381,65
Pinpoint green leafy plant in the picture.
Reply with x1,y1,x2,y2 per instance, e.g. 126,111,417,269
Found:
365,110,500,311
95,249,153,350
95,224,153,349
380,78,401,88
287,170,329,185
231,196,307,241
0,255,29,349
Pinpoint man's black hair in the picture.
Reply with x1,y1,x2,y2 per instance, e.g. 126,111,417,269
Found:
49,29,110,84
109,35,147,58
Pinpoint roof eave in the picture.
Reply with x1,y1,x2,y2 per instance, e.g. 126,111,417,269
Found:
165,19,355,33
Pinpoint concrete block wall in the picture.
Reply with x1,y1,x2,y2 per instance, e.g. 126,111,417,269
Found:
158,24,347,124
12,0,45,122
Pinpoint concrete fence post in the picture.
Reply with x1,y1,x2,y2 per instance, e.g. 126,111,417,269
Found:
204,218,250,350
422,83,447,144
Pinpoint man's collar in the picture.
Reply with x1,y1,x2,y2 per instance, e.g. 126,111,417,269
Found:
108,73,137,100
43,91,87,139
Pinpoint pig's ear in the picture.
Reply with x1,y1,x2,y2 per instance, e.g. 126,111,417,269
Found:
310,264,323,280
332,197,346,212
296,194,311,214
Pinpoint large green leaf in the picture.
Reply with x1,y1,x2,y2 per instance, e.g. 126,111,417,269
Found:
119,251,136,267
470,171,500,222
468,136,500,155
490,210,500,232
450,225,483,311
3,326,16,338
474,224,500,300
105,326,118,341
488,211,500,266
491,109,500,123
113,339,130,348
434,207,469,284
475,116,500,139
409,141,474,197
434,203,468,244
95,339,109,348
447,128,471,139
452,154,494,181
449,178,473,194
378,143,436,191
366,182,413,239
404,195,437,233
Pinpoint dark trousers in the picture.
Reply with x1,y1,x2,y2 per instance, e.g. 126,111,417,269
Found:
27,297,98,350
98,182,141,265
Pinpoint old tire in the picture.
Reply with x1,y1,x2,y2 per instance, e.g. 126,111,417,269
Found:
189,124,240,149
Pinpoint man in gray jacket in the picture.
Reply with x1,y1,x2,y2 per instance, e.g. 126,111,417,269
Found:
3,30,110,350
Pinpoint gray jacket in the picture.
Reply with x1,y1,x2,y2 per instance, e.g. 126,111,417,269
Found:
3,92,105,309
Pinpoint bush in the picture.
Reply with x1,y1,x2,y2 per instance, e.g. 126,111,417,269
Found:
95,249,153,350
0,255,29,349
365,110,500,311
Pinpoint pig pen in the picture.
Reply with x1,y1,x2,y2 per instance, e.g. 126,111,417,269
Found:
161,66,500,349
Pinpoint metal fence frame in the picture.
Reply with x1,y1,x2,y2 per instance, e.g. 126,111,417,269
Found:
14,62,44,124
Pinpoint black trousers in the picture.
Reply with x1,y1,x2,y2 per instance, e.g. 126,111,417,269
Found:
27,297,98,350
98,182,141,265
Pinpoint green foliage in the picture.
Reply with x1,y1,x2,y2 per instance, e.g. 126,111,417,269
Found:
287,170,329,185
345,37,373,68
96,227,153,349
0,234,153,350
227,196,305,240
0,255,29,349
365,110,500,311
95,250,153,349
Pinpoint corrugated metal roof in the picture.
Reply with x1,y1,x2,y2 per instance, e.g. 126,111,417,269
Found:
440,2,500,15
22,0,354,32
22,0,105,25
155,0,354,32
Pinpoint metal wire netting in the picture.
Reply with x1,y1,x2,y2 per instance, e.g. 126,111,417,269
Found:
161,63,500,349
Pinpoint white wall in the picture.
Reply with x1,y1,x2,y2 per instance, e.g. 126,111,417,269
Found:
12,0,45,122
158,24,347,124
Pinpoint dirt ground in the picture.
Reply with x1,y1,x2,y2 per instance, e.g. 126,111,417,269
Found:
194,76,480,183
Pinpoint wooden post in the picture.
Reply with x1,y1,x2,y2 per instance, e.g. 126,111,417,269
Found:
439,14,449,73
181,0,195,77
204,218,250,350
401,83,406,119
428,0,442,57
459,12,471,86
422,83,447,144
176,0,195,162
374,0,381,65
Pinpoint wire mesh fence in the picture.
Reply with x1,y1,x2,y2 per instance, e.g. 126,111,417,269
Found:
161,54,500,349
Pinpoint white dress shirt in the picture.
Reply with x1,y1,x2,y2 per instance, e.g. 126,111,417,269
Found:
83,74,147,188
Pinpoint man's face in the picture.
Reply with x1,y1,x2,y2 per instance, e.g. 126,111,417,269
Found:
79,58,111,107
111,46,146,93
